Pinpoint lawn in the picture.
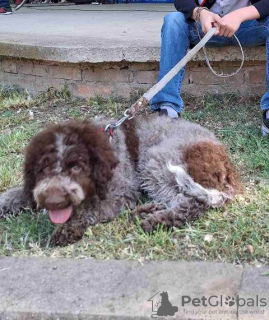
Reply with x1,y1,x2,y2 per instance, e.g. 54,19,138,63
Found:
0,87,268,265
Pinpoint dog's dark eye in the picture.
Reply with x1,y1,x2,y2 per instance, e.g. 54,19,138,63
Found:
69,163,81,173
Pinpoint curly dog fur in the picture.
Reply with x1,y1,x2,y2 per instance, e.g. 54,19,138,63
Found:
0,116,240,246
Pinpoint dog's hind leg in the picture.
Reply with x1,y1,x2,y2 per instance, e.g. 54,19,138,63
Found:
133,163,231,232
0,187,30,218
132,199,207,233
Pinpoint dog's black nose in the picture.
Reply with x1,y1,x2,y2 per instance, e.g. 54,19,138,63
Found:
45,193,69,210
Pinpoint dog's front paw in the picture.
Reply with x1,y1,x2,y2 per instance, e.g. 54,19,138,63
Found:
50,225,85,246
0,195,9,218
0,197,16,218
208,190,231,208
0,187,27,218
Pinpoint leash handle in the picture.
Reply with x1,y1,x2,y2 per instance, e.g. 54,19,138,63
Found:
196,21,245,78
202,34,245,78
124,28,217,118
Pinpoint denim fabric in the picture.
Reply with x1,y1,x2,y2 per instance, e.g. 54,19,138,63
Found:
151,12,269,113
0,0,11,9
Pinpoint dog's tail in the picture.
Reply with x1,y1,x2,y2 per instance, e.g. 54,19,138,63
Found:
167,162,231,209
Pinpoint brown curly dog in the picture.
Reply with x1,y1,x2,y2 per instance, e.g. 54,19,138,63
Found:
0,116,240,246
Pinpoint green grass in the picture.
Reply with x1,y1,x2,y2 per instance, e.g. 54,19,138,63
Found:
0,88,268,264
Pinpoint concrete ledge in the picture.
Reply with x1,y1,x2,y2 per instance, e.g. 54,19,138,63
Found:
0,40,161,64
0,257,268,320
0,39,265,64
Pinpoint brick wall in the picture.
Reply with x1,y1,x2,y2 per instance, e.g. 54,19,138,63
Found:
0,57,266,99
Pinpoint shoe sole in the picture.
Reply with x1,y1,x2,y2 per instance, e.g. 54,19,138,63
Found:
1,11,12,14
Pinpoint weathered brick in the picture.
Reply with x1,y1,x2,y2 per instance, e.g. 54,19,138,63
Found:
2,59,17,74
1,73,36,93
129,62,159,71
91,83,113,97
70,83,92,98
19,61,49,77
182,83,266,96
70,82,112,98
136,71,158,84
35,77,66,92
19,62,82,81
112,83,133,99
47,65,82,80
244,61,266,67
189,67,244,85
245,68,266,84
92,62,128,70
83,69,132,83
0,56,267,100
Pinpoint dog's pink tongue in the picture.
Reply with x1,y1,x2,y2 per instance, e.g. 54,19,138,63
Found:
49,206,73,224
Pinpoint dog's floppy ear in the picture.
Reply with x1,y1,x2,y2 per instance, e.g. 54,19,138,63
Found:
80,121,119,200
23,139,39,209
23,127,56,209
91,147,119,200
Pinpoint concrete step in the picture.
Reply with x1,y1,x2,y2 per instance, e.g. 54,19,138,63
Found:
0,257,268,319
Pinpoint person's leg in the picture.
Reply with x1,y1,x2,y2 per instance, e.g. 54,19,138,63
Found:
150,12,190,116
262,24,269,135
151,13,232,117
257,18,269,135
0,0,12,14
151,14,268,119
259,19,269,135
231,18,269,134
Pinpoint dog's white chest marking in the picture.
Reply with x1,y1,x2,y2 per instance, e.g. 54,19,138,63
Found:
55,133,66,173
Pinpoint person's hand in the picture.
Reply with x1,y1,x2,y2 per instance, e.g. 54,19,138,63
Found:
198,9,222,35
218,11,242,37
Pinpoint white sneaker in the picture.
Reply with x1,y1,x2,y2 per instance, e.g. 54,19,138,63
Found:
0,8,12,14
261,110,269,136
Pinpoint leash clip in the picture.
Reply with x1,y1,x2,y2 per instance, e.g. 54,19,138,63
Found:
104,123,114,142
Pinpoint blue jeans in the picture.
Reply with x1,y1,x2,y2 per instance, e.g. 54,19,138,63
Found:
0,0,11,8
151,12,269,113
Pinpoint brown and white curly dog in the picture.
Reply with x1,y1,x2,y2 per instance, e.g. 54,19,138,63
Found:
0,116,240,246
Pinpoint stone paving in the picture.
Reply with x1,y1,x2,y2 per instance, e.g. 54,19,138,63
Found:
0,257,268,319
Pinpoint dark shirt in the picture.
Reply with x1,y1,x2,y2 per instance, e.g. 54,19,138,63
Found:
174,0,269,20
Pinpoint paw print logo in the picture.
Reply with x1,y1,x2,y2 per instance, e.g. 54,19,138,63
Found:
225,296,235,307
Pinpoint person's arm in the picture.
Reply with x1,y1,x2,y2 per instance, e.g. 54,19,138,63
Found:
174,0,198,20
218,6,260,37
252,0,269,21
